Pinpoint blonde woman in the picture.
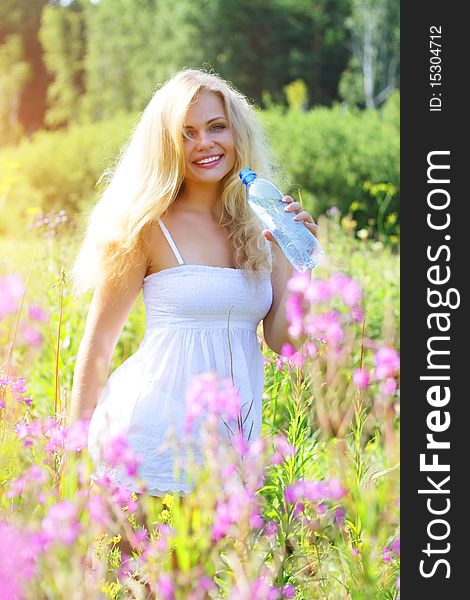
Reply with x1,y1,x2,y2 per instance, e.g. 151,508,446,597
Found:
70,69,317,500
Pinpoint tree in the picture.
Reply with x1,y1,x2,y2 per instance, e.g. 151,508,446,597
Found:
82,0,163,120
339,0,399,108
0,0,49,139
39,0,87,127
0,36,30,144
272,0,351,106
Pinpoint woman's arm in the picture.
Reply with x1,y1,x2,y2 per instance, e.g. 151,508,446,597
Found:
262,243,307,355
70,248,149,422
262,195,318,356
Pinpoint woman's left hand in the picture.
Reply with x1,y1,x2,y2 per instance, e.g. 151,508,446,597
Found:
262,195,318,245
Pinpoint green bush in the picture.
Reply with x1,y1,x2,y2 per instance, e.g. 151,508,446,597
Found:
0,94,399,239
0,112,137,233
262,92,399,237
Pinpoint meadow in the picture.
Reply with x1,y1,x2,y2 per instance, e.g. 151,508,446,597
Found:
0,211,399,600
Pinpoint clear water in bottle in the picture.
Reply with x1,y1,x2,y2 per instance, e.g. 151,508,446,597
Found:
239,168,324,272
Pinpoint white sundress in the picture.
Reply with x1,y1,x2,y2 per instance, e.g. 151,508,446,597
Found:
87,218,273,496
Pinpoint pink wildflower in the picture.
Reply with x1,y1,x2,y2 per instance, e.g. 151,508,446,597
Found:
382,547,392,562
21,326,43,348
288,350,306,369
198,576,216,594
65,418,90,451
353,368,370,390
285,478,347,504
250,509,264,530
14,419,43,447
6,477,27,498
103,433,142,477
157,574,175,600
253,578,281,600
390,537,400,556
280,343,296,357
0,521,43,598
18,396,32,406
7,465,48,499
287,270,310,294
112,485,132,504
326,478,348,500
184,371,241,435
130,527,149,550
374,346,400,380
42,501,81,545
88,495,109,527
281,584,296,598
0,374,13,388
264,521,279,537
340,278,362,307
0,274,25,320
306,311,343,347
270,433,296,464
285,294,304,338
329,272,350,295
0,291,17,320
44,418,66,455
28,304,48,322
333,506,345,527
351,305,365,322
381,377,398,396
305,279,333,304
11,377,27,395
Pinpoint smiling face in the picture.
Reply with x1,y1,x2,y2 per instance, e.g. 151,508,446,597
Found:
181,90,236,188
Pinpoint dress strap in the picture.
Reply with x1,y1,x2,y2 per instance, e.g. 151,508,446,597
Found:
157,218,185,265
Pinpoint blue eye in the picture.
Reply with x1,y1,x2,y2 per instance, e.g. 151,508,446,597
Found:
211,124,224,131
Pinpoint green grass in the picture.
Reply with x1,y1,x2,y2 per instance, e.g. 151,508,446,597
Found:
0,217,399,599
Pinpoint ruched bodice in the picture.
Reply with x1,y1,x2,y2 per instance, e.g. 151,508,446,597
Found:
143,265,269,330
88,220,273,496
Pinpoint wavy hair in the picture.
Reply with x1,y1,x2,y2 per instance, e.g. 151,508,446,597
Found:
71,68,279,295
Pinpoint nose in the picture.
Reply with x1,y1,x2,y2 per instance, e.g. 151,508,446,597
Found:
195,130,214,150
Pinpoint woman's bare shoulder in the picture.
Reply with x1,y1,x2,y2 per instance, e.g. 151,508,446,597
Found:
143,215,183,274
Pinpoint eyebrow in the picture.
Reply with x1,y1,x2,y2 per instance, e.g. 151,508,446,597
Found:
183,116,227,128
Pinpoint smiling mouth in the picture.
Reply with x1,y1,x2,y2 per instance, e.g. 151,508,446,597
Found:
193,155,224,166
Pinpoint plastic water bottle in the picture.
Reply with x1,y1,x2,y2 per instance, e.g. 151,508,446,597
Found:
239,168,324,272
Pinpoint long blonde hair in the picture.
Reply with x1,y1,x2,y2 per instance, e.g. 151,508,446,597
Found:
71,68,279,295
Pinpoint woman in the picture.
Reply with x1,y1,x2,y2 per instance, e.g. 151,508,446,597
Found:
70,69,317,499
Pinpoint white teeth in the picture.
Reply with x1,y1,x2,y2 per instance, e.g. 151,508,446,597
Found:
194,155,222,165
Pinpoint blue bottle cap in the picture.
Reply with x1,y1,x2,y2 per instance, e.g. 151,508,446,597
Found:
239,168,257,186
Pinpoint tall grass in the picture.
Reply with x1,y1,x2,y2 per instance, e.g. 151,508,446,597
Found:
0,215,399,599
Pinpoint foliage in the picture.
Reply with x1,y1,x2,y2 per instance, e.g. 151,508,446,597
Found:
339,0,400,108
0,112,136,235
0,35,30,145
39,1,87,127
284,80,309,111
0,0,401,140
0,95,399,241
263,92,400,240
0,221,399,598
0,0,49,137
